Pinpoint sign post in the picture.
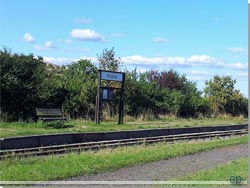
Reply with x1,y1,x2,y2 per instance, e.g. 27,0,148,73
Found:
95,70,125,124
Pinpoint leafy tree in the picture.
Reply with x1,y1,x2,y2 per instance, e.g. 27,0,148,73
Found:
0,49,45,121
97,47,123,119
145,69,186,90
124,69,143,116
97,47,123,71
204,75,246,116
144,69,203,117
1,48,247,122
144,70,160,83
224,91,248,116
37,63,67,108
62,59,97,119
161,88,185,116
159,69,186,90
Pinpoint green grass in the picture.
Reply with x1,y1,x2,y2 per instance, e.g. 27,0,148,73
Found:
176,158,248,182
0,116,246,138
0,135,247,181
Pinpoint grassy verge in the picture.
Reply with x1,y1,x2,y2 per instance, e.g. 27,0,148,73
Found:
0,116,246,138
0,135,247,181
176,158,248,182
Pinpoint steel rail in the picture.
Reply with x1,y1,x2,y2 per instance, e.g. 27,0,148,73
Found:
0,129,247,160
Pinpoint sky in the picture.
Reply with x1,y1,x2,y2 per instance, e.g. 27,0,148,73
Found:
1,0,248,97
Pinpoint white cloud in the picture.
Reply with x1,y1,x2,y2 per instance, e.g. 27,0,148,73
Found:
235,73,248,78
43,56,98,65
122,55,220,67
226,62,248,70
186,76,208,81
188,70,210,76
122,55,248,70
71,29,105,42
152,37,168,43
41,54,247,73
187,55,223,67
185,70,212,82
43,57,77,65
58,39,72,44
187,55,216,63
121,55,186,66
23,33,35,42
227,47,247,53
34,41,57,51
44,41,54,48
75,18,92,24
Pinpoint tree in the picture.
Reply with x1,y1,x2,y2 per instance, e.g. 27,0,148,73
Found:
144,69,203,117
97,48,123,119
1,48,247,122
159,69,186,90
97,47,123,71
1,49,45,121
125,70,163,118
224,91,248,116
204,75,246,116
62,59,97,119
36,63,68,109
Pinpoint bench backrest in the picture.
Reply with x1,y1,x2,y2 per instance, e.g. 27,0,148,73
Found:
36,108,63,117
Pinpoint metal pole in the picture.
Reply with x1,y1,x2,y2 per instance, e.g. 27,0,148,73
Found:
95,96,99,123
118,73,125,124
95,70,101,124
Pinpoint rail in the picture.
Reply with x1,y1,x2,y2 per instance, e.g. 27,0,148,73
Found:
0,129,247,160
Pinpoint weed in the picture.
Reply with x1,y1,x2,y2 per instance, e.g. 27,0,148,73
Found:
0,135,247,181
0,117,246,138
177,158,248,182
44,121,73,129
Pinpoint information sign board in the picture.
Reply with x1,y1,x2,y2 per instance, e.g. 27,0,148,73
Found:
102,89,113,100
101,71,123,82
96,70,125,124
103,89,108,99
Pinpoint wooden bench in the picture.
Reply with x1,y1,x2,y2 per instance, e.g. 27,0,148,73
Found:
36,108,67,123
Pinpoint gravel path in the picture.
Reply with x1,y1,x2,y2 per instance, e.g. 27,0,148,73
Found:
69,144,248,181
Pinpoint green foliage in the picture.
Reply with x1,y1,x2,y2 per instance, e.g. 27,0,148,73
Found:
1,48,247,121
1,48,45,121
97,47,123,71
204,75,247,116
124,69,204,118
177,158,248,182
44,120,73,129
37,63,67,108
1,118,246,138
0,113,16,122
62,59,97,119
1,135,247,181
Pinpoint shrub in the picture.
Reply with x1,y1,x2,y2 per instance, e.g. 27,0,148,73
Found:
44,120,73,129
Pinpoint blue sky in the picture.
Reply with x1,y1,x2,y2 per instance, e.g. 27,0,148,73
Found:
1,0,248,97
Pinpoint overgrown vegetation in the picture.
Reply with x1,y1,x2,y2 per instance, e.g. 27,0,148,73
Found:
0,48,248,121
176,158,248,182
0,117,246,138
0,135,247,181
44,120,73,129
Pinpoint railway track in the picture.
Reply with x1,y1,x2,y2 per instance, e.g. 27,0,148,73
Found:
0,129,247,160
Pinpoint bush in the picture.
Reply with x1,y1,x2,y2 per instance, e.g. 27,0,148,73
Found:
0,113,17,122
44,120,73,129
